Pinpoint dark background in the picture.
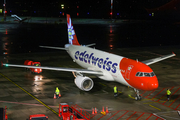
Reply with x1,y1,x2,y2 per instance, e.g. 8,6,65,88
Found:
1,21,180,55
0,0,180,20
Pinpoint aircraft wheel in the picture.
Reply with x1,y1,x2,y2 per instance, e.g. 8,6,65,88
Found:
135,95,142,101
135,96,138,101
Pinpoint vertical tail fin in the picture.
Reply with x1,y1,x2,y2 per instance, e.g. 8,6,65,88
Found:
66,14,80,45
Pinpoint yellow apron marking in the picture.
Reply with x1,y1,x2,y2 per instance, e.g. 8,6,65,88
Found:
98,82,135,99
118,91,122,93
99,82,106,86
149,104,161,111
128,95,135,99
144,99,174,104
143,101,166,104
0,73,59,116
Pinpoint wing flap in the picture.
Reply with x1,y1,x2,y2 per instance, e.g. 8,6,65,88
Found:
142,52,176,65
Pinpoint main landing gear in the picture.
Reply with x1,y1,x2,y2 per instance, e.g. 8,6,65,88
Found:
134,88,142,100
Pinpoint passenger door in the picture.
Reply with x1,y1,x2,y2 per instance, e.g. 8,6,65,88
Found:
125,65,133,80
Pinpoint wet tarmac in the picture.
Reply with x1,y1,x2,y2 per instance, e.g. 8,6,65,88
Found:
0,18,180,119
0,46,180,120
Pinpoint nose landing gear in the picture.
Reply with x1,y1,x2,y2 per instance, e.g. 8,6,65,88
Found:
134,88,142,100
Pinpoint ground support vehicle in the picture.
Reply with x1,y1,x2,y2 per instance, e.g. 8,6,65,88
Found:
0,106,8,120
27,114,48,120
24,60,42,73
59,103,90,120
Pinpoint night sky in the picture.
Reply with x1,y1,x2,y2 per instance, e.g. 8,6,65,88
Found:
0,0,179,19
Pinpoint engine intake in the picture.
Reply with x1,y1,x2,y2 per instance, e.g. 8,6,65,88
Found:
74,76,94,91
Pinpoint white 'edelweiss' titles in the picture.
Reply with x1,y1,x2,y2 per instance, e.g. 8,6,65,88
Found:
74,51,118,73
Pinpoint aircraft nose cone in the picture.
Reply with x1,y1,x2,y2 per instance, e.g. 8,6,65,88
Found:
147,81,159,90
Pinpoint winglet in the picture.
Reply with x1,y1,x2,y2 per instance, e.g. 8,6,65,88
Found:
172,51,176,56
66,14,80,45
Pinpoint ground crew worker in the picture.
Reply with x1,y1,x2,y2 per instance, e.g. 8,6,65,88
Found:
55,87,60,99
114,86,118,97
167,89,171,101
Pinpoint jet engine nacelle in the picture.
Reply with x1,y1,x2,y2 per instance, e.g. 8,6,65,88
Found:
74,76,94,91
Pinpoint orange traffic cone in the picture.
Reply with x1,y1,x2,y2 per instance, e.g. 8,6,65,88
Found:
92,108,94,114
95,107,97,114
101,107,106,115
59,93,61,97
102,106,105,112
54,93,56,99
106,106,109,113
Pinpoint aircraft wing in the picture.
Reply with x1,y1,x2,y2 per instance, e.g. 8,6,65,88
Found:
142,52,176,65
2,63,103,75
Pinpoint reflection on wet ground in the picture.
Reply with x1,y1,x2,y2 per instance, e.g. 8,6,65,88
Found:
0,21,180,119
0,46,180,119
0,19,180,55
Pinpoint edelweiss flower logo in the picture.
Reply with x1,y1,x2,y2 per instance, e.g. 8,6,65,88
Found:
68,18,75,44
128,66,132,70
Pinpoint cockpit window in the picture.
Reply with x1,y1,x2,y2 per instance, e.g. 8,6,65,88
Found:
136,72,140,76
139,72,143,77
136,72,155,77
150,72,155,77
144,73,151,77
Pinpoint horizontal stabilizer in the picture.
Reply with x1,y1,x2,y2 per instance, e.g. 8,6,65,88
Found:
86,43,96,47
39,46,67,50
11,14,22,21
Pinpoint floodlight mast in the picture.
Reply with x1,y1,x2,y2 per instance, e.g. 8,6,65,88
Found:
111,0,113,19
3,0,6,21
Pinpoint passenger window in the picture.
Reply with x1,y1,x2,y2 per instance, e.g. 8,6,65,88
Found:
106,64,110,68
98,61,102,65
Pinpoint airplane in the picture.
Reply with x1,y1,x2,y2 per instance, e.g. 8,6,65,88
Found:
2,14,176,100
11,15,31,23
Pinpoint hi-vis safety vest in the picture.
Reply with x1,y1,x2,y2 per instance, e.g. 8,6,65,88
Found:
114,87,117,93
55,87,60,95
167,90,171,95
